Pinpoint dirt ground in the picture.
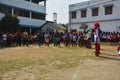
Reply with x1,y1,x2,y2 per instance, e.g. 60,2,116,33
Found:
0,44,120,80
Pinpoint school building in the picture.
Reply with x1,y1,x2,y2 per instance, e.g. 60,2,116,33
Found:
0,0,46,33
69,0,120,32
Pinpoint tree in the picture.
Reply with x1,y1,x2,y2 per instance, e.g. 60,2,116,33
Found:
61,24,68,28
80,23,88,32
0,15,20,33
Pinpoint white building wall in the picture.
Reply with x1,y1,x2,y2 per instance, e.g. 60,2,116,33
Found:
69,0,120,32
18,16,45,27
69,20,120,32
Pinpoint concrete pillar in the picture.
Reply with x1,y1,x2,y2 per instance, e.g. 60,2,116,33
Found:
68,12,71,32
12,8,14,16
30,0,32,3
29,11,32,34
30,11,32,19
44,0,46,6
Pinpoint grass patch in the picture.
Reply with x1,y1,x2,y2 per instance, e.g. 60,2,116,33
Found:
0,58,47,74
0,45,119,80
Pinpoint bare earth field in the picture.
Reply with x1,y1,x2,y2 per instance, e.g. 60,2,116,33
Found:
0,44,120,80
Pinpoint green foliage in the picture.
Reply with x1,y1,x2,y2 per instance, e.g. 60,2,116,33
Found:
80,23,88,31
58,23,68,28
0,15,20,33
61,24,68,28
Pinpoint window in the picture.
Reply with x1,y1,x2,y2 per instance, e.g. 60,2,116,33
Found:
105,6,113,15
25,0,39,4
32,12,45,20
92,8,98,16
71,11,77,19
25,0,30,1
32,0,40,4
0,5,12,15
81,10,87,18
14,9,30,18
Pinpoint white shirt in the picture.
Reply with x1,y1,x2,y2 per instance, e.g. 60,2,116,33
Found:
23,32,28,38
94,28,100,44
73,35,76,41
3,34,7,41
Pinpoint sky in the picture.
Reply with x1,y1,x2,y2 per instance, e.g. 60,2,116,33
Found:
46,0,89,24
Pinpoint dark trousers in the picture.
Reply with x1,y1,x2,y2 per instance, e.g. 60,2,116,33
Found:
16,37,21,46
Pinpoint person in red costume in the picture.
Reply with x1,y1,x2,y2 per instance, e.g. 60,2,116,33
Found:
94,22,101,57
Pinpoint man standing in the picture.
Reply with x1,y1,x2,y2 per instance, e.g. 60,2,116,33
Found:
53,30,60,47
15,30,22,46
94,22,101,57
23,30,29,47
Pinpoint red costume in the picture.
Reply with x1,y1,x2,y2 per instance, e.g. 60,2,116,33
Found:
94,22,101,56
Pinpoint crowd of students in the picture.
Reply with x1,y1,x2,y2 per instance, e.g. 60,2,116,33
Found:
100,31,120,45
0,30,120,48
